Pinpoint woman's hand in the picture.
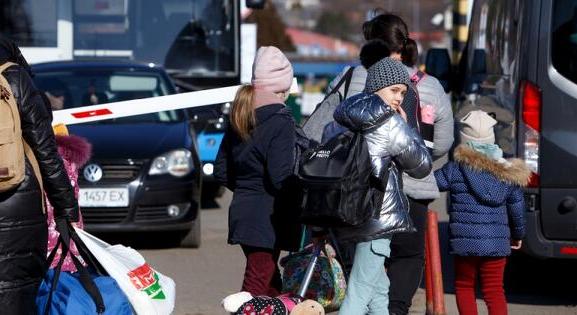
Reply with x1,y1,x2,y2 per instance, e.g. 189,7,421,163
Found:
511,239,522,250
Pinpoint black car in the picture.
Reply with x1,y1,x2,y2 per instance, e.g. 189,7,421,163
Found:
33,61,202,247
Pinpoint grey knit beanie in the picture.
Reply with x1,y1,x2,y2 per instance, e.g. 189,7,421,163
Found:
364,57,410,93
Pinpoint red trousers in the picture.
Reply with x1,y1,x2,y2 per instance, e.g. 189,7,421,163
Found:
241,245,282,296
454,256,508,315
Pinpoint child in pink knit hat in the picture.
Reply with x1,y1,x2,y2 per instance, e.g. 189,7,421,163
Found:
251,46,294,94
215,46,304,297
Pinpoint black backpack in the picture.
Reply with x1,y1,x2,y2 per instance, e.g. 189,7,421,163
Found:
298,131,384,227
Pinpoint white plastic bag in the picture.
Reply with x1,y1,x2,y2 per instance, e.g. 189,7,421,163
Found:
75,228,175,315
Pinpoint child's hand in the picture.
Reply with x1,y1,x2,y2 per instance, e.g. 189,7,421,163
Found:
397,106,408,122
511,239,522,250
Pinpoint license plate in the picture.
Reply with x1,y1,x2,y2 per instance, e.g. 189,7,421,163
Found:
78,188,129,207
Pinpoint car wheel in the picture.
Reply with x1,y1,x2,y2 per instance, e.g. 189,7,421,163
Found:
180,214,201,248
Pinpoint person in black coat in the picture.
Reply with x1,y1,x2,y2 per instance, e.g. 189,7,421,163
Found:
215,46,298,297
0,36,79,314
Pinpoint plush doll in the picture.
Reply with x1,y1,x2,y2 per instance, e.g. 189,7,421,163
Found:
222,292,325,315
290,299,324,315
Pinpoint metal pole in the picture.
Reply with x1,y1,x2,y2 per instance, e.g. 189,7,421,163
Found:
452,0,469,64
296,242,323,301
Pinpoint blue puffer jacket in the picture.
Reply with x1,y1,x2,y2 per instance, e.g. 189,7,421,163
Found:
434,145,531,257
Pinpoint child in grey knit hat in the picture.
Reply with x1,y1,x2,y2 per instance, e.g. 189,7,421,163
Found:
321,56,412,143
364,56,412,122
323,53,432,315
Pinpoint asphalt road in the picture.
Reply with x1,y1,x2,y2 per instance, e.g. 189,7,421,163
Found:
111,189,577,315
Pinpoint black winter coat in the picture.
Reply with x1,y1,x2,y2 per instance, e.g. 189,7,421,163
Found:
0,60,78,313
215,97,301,251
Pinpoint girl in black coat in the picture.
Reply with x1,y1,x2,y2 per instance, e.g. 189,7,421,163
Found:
215,46,297,297
0,37,78,314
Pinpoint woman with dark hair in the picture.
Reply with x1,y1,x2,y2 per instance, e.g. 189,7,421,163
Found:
363,14,454,315
328,54,432,315
326,13,454,315
362,13,418,67
0,36,79,314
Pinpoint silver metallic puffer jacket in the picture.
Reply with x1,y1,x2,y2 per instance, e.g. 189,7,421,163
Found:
333,92,432,243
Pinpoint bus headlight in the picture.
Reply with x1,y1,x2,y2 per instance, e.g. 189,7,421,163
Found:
149,149,193,177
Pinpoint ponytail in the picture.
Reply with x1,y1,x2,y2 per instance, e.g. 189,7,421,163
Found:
401,38,418,67
230,85,256,141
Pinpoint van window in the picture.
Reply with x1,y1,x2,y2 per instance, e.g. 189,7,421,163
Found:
461,0,523,157
551,0,577,84
467,0,521,77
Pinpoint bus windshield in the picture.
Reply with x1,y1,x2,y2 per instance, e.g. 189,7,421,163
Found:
73,0,237,78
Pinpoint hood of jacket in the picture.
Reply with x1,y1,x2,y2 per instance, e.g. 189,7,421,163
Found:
454,145,531,205
333,92,395,132
55,135,92,168
0,35,32,76
254,100,285,126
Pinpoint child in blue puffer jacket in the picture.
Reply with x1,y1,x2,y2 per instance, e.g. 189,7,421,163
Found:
434,110,531,315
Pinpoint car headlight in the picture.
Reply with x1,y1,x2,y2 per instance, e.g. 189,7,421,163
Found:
149,149,193,177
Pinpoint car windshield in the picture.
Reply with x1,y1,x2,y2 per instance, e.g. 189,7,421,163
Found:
34,69,184,123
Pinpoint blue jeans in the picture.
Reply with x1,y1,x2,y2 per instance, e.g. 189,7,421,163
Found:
339,238,392,315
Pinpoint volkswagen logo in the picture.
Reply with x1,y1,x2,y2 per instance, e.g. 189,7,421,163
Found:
84,164,103,183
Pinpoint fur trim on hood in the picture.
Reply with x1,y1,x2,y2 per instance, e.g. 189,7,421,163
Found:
453,145,531,187
55,135,92,167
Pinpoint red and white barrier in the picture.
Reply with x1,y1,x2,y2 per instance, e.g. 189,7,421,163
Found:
51,78,299,126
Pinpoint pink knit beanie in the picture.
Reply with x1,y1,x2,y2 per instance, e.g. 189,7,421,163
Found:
251,46,293,93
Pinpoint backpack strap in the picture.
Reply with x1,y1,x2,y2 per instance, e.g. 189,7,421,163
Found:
342,66,354,99
328,67,354,101
0,62,45,212
0,62,16,73
406,70,425,132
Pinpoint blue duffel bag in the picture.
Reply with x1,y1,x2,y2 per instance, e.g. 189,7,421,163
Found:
36,220,133,315
37,269,133,315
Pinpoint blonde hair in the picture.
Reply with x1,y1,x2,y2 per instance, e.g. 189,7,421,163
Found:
230,85,256,140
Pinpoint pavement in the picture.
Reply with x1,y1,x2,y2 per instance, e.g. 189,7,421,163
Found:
118,184,577,315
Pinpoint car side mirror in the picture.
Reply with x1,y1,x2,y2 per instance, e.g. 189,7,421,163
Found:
425,48,452,93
